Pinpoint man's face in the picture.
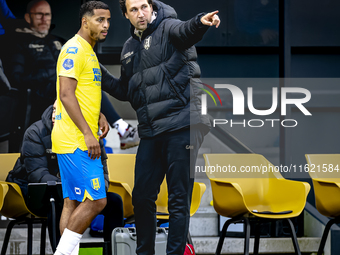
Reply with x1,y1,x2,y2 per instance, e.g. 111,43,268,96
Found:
86,9,111,43
25,1,51,34
52,101,57,126
124,0,153,31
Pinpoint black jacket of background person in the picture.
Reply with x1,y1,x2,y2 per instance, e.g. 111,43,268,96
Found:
7,28,65,124
101,0,211,138
6,105,109,198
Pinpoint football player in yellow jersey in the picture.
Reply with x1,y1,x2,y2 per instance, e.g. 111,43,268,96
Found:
52,2,111,255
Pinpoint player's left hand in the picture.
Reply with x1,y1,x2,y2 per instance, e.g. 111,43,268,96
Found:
201,10,220,28
98,112,109,139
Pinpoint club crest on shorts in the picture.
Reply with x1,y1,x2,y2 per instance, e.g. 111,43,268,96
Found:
91,178,101,190
144,36,152,50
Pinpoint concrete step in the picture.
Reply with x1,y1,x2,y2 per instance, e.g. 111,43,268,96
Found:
0,232,320,255
0,240,53,255
190,206,218,237
193,237,320,254
0,227,53,255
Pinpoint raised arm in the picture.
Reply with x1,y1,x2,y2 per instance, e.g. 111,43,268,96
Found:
59,76,101,159
168,11,220,50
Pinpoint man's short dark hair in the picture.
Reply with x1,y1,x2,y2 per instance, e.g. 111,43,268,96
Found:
26,0,49,13
119,0,153,15
79,1,110,24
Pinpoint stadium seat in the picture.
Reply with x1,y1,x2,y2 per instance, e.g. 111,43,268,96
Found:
154,177,206,245
107,154,206,219
0,183,8,212
106,154,206,244
0,153,48,255
305,154,340,255
0,153,20,181
107,154,135,220
155,178,206,220
204,153,310,255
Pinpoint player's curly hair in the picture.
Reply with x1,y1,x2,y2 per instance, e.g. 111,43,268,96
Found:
119,0,153,16
79,1,110,24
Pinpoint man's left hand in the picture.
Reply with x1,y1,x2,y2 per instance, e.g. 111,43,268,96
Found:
201,11,220,28
98,112,109,139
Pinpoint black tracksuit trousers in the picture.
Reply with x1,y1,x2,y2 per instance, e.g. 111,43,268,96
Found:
132,128,204,255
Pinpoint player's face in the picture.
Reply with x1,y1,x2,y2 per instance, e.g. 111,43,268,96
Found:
26,1,51,34
87,9,111,43
124,0,153,31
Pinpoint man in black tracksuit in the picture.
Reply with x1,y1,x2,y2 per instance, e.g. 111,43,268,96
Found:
8,1,64,125
1,0,65,151
101,0,220,254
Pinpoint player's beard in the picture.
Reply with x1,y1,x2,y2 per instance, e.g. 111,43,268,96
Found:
91,31,107,43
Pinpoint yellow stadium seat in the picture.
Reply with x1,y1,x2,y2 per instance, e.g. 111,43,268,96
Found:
107,154,135,220
154,178,206,244
0,153,16,212
0,182,8,212
0,153,20,181
305,154,340,255
155,180,206,220
204,153,310,255
107,154,206,244
0,153,48,255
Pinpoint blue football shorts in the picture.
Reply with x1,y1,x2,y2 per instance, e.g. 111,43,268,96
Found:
57,148,106,202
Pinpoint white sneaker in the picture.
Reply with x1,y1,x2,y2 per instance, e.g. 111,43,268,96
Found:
119,125,140,150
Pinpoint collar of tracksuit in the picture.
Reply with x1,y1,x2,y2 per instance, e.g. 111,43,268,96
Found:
15,27,48,38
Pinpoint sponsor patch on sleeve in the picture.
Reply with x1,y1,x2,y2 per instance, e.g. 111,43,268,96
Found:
66,47,78,54
63,59,74,70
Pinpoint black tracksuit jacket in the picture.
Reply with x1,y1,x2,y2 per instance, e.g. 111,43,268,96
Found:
101,0,211,138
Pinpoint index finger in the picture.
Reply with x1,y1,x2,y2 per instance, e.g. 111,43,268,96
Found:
207,10,219,17
96,145,101,159
88,147,94,159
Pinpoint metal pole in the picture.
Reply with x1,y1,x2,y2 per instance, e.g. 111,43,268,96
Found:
279,0,291,168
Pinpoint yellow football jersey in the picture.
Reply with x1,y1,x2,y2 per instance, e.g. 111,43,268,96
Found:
52,34,101,154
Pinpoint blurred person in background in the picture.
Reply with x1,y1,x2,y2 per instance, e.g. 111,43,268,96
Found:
2,0,139,152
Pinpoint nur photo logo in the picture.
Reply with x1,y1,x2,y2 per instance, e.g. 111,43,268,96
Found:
199,82,223,114
199,83,312,128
